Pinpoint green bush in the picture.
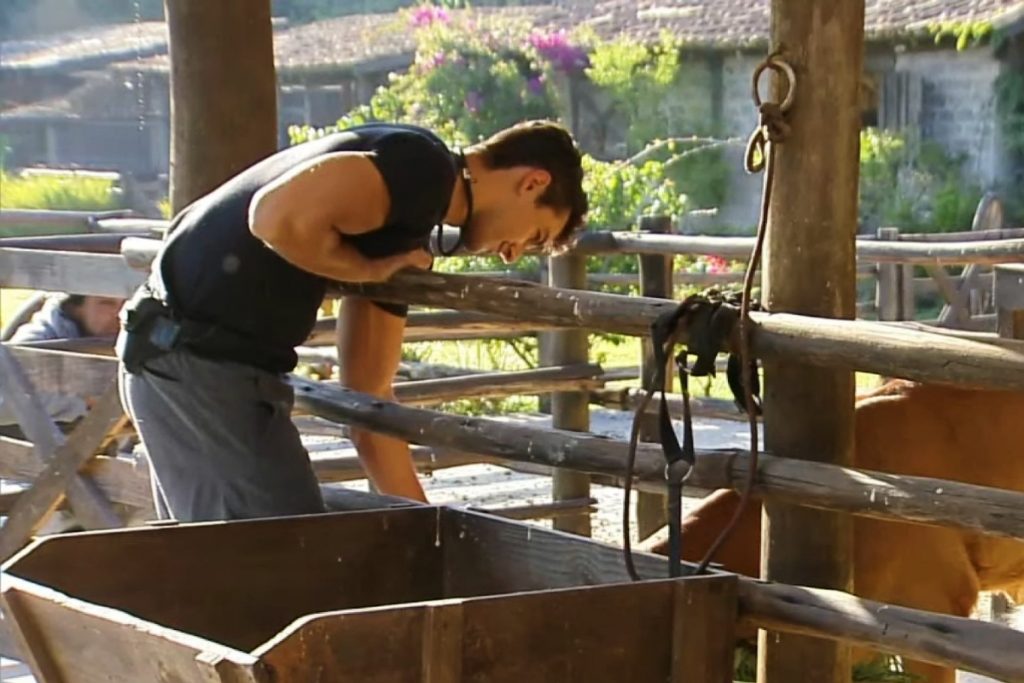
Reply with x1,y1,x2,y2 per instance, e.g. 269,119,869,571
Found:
0,170,120,211
859,128,982,233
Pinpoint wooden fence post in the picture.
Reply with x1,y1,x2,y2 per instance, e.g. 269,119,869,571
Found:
636,215,674,540
537,259,554,415
875,227,901,321
164,0,278,212
971,193,1005,316
760,1,863,680
547,253,591,536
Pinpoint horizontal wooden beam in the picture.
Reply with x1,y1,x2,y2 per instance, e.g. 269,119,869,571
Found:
0,209,133,230
305,311,558,346
1,346,116,397
290,380,1024,542
11,244,1024,391
342,270,1024,392
589,387,748,422
0,234,147,253
893,226,1024,242
0,248,144,297
738,581,1024,681
394,363,608,405
574,231,1024,265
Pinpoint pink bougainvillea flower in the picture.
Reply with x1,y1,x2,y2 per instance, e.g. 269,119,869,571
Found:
410,4,451,28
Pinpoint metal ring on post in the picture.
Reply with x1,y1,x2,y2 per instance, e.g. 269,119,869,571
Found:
752,54,796,113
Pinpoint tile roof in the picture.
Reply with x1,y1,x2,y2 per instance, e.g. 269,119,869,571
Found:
1,1,1021,76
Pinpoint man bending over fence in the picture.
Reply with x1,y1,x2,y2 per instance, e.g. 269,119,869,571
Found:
117,120,588,522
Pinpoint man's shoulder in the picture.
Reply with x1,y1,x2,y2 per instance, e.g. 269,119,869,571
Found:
342,122,445,145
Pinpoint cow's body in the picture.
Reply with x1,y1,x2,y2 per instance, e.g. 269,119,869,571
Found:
650,381,1024,682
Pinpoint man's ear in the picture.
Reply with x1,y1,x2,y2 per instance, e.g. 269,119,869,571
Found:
520,169,552,196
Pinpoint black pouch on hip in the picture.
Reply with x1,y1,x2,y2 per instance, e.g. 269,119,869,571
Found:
116,294,182,375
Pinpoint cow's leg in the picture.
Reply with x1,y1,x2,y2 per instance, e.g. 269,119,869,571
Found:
854,518,979,683
645,489,763,578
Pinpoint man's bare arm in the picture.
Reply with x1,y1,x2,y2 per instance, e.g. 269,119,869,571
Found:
337,296,426,502
248,153,431,283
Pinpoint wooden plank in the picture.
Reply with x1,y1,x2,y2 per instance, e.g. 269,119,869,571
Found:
924,264,960,306
875,228,900,321
670,574,737,683
0,438,152,509
309,443,492,482
5,337,116,356
0,248,144,297
995,264,1024,339
937,263,982,327
290,380,1024,542
421,601,463,683
547,253,591,537
395,363,605,405
441,509,673,595
761,6,862,679
2,346,116,398
305,311,555,345
738,580,1024,682
573,231,1024,265
456,579,681,682
472,497,597,522
0,209,134,231
255,605,425,681
339,270,1024,392
0,586,67,683
0,577,262,683
0,233,142,253
589,267,873,287
0,346,121,530
896,226,1024,242
4,508,443,654
589,387,747,422
0,383,125,563
0,491,23,514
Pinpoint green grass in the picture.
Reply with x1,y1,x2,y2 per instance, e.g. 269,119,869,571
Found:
0,170,119,211
1,288,36,329
394,334,886,418
0,169,125,237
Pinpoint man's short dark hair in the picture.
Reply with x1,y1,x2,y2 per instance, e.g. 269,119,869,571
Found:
478,120,588,248
60,295,86,311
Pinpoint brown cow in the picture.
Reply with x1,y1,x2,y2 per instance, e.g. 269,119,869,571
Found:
648,380,1024,683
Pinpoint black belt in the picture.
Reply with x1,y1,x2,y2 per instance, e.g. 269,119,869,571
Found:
117,290,285,374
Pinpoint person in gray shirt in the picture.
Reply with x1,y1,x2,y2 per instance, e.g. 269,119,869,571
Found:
1,294,124,433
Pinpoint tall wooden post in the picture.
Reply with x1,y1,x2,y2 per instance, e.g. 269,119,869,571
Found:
548,253,591,536
636,214,674,540
995,265,1024,340
760,2,864,682
164,0,278,212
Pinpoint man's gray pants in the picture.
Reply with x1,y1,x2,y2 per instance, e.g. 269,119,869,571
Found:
118,348,325,522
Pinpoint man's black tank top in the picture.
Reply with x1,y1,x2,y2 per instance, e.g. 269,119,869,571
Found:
152,123,456,373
